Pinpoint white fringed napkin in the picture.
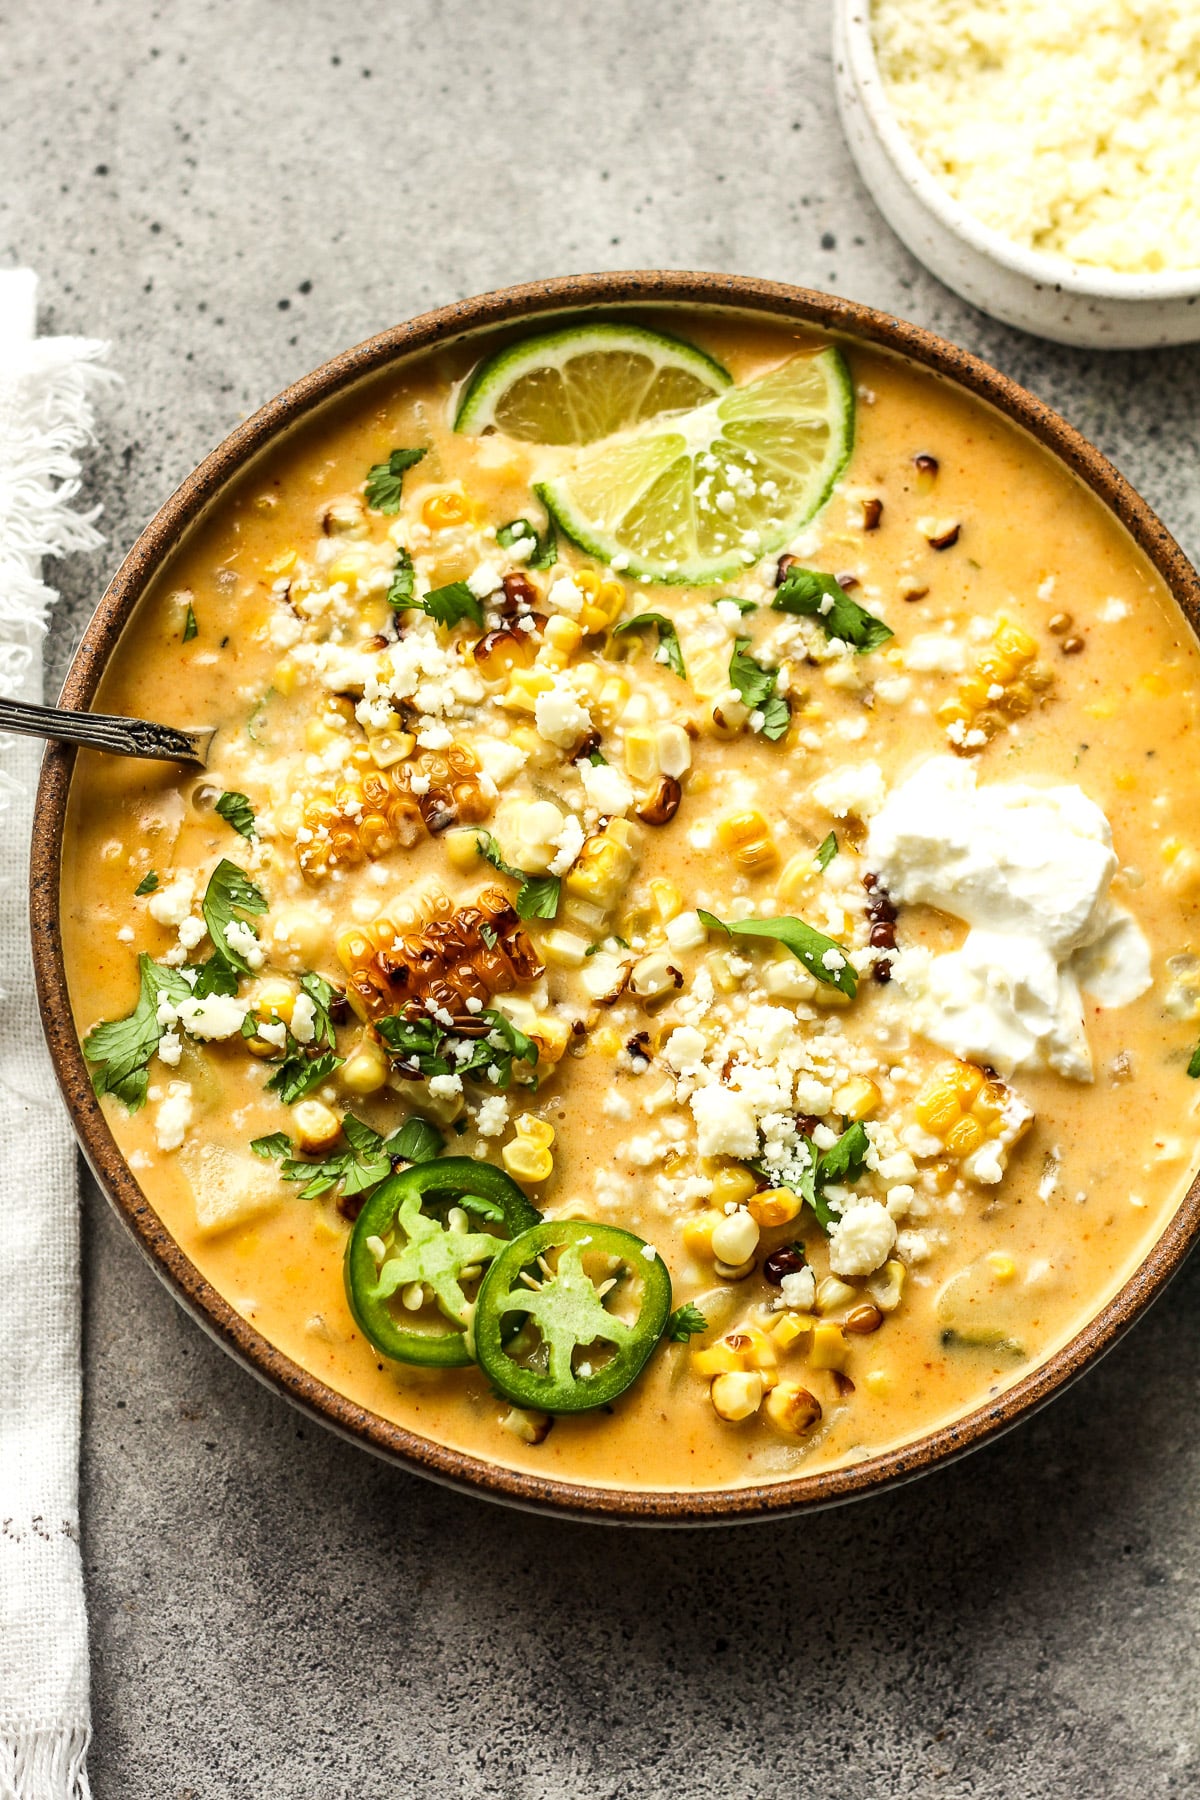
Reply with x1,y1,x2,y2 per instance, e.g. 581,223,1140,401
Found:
0,268,112,1800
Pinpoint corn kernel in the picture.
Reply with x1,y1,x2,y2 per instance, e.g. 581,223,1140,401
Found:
542,615,583,658
692,1337,749,1377
833,1077,881,1121
502,668,555,713
809,1321,849,1371
256,978,295,1023
595,675,631,726
340,1040,389,1096
443,827,484,872
776,851,815,907
770,1312,813,1350
944,1115,984,1156
368,730,415,770
710,1370,765,1422
293,1100,342,1153
747,1187,803,1228
864,1370,890,1396
815,1276,856,1315
541,928,589,970
266,550,297,575
711,1210,761,1266
951,1062,985,1104
502,1138,553,1182
763,1382,822,1438
515,1113,556,1148
710,1166,758,1210
624,728,659,782
421,490,471,530
986,1251,1017,1281
717,810,779,877
682,1211,721,1258
648,879,683,925
866,1259,906,1313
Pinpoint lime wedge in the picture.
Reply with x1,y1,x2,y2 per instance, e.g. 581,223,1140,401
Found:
536,348,854,585
454,322,732,445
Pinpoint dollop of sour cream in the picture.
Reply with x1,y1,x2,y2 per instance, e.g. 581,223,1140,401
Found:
866,756,1151,1080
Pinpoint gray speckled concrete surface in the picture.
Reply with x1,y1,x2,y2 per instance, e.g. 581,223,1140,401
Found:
5,2,1200,1794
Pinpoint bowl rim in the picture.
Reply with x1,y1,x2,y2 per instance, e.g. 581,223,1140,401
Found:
837,0,1200,301
31,267,1200,1525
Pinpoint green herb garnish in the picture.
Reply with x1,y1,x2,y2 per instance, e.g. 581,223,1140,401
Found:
364,446,427,514
182,604,198,643
253,1111,439,1201
728,638,791,741
497,516,557,570
266,1046,344,1106
815,831,839,872
386,546,416,610
698,909,857,997
200,860,268,984
666,1303,709,1342
134,871,160,896
419,581,484,629
1188,1040,1200,1079
475,830,560,921
714,596,758,615
214,791,256,839
614,612,687,681
376,1006,538,1091
297,971,339,1050
83,955,192,1110
773,566,893,653
250,1131,292,1161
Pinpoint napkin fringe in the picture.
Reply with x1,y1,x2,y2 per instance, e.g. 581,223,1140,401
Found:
0,1725,91,1800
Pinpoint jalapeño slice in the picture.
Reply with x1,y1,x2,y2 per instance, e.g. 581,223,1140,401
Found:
473,1220,673,1413
345,1158,540,1368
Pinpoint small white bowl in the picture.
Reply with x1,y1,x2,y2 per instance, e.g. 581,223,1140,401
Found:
833,0,1200,348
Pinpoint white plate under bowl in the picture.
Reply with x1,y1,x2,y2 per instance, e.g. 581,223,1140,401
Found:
832,0,1200,349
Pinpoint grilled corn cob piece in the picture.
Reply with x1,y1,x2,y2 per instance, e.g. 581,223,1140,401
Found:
336,887,544,1023
296,744,493,882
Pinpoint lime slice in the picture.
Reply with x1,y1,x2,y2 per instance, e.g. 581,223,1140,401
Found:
536,348,854,585
453,322,732,445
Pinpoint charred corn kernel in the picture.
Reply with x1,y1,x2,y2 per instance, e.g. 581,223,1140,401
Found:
564,825,639,909
293,1100,342,1153
737,1324,779,1372
710,1166,758,1210
515,1114,555,1148
972,1082,1007,1124
986,1251,1017,1281
530,1014,571,1071
340,1039,389,1097
815,1276,857,1316
942,617,1050,754
809,1320,849,1371
763,1382,823,1438
866,1259,906,1313
692,1334,752,1377
833,1077,881,1121
718,810,779,877
367,729,415,770
710,1209,760,1266
682,1211,721,1258
710,696,750,738
710,1370,765,1421
770,1312,813,1351
297,745,492,882
747,1187,804,1228
336,886,542,1023
421,490,471,530
272,658,298,696
502,1137,553,1182
541,928,589,969
624,728,659,782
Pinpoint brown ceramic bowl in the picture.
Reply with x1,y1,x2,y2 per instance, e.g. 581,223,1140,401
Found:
30,272,1200,1524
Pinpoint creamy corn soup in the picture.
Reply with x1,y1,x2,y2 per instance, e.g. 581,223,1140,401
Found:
61,313,1200,1491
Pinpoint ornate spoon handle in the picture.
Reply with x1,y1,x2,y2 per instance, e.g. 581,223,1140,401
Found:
0,697,214,767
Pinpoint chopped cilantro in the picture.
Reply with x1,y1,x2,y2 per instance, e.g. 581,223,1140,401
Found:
297,970,339,1049
389,1116,444,1165
200,860,267,984
83,955,192,1111
250,1131,292,1160
182,604,198,643
418,580,484,629
666,1303,709,1342
796,1121,871,1233
1188,1040,1200,1079
815,831,839,872
386,546,416,610
266,1046,344,1106
698,909,857,998
377,1005,537,1091
134,871,160,896
614,612,687,681
772,566,893,653
728,638,791,741
497,515,557,569
253,1111,441,1202
214,790,256,839
364,446,427,514
713,596,758,615
475,830,560,921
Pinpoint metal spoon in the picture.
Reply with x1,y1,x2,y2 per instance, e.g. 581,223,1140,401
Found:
0,697,214,768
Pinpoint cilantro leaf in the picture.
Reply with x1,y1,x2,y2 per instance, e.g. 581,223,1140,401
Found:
791,1121,872,1234
1188,1040,1200,1079
376,1013,453,1078
815,831,839,872
266,1046,344,1106
191,956,240,999
377,1004,537,1091
135,871,160,896
364,446,427,514
698,909,857,998
389,1116,443,1164
251,1132,292,1160
455,1009,539,1089
614,612,687,680
419,581,484,629
386,546,416,610
497,516,557,570
298,971,339,1049
201,859,267,981
214,790,256,839
182,604,198,643
728,637,791,742
666,1303,709,1342
772,566,893,653
84,955,193,1111
713,596,758,615
475,831,560,921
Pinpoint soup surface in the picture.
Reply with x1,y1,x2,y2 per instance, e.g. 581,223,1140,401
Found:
61,310,1200,1492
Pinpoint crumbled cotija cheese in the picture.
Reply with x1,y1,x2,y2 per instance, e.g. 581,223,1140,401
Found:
873,0,1200,273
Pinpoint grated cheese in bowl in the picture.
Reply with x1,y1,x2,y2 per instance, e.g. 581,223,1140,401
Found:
872,0,1200,275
